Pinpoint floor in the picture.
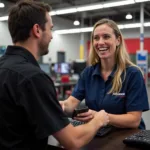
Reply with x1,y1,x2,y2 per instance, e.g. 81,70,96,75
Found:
142,86,150,129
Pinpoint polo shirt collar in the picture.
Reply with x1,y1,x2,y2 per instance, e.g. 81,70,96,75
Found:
109,64,117,78
92,63,101,76
92,63,117,78
5,45,40,67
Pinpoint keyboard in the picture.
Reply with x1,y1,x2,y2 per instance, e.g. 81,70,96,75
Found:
69,118,113,137
70,119,86,126
123,130,150,148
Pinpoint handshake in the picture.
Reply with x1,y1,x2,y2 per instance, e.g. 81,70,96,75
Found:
59,101,109,127
72,106,109,127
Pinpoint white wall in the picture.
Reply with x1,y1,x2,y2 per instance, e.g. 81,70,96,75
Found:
43,32,89,63
43,16,89,63
0,21,12,45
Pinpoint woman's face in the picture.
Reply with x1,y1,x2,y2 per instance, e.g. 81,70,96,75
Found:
93,24,120,60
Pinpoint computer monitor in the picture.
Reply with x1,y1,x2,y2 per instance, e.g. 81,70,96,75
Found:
39,63,50,75
72,60,86,75
54,63,70,74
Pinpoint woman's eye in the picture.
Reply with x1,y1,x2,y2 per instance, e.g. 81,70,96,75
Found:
93,36,99,40
103,35,110,39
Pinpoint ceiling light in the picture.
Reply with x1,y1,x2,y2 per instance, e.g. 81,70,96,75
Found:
0,0,150,20
54,22,150,34
50,0,136,16
49,11,56,16
144,22,150,26
55,8,77,15
54,27,93,34
0,2,4,8
73,20,80,26
103,0,135,8
126,13,133,19
123,23,141,28
135,0,150,2
80,27,93,32
0,16,8,21
77,4,103,12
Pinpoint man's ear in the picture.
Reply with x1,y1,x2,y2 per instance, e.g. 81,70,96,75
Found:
32,24,40,38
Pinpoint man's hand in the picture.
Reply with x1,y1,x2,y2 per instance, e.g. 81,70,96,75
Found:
59,101,65,111
94,110,109,127
74,109,109,127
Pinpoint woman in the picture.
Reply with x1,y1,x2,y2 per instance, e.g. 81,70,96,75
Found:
60,18,149,129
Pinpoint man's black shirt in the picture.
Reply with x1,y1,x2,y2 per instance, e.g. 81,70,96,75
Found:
0,46,70,149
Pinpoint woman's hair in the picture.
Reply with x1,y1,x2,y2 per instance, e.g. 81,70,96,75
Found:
88,18,142,93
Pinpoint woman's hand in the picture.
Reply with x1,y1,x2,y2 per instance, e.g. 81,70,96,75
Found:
73,109,96,122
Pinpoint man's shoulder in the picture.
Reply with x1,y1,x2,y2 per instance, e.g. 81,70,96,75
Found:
18,62,43,78
0,58,45,81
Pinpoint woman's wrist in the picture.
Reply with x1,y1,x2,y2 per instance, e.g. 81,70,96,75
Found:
92,110,97,116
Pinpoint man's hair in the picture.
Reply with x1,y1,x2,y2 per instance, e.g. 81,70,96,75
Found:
8,0,51,43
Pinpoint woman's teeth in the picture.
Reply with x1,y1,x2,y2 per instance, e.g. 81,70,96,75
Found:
98,47,108,51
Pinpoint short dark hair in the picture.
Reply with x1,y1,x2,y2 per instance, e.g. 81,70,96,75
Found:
8,0,51,43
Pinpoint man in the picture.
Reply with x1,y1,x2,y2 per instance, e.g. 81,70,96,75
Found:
0,0,109,149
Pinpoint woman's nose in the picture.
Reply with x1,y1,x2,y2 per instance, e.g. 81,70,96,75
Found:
98,38,105,44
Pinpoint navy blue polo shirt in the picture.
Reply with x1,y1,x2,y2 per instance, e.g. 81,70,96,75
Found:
72,63,149,129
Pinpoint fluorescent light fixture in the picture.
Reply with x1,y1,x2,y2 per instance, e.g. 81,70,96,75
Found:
55,8,77,15
49,11,56,16
103,0,135,8
77,4,103,12
54,22,150,34
0,0,150,21
0,16,8,21
118,25,124,29
51,0,135,16
144,22,150,26
123,23,141,28
54,27,93,34
80,27,93,32
0,2,5,8
135,0,150,2
50,0,150,15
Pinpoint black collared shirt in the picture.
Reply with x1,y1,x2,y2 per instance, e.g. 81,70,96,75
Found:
0,46,70,149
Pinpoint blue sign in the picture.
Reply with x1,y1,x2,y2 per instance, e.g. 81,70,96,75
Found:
137,53,146,61
0,46,6,56
136,50,148,84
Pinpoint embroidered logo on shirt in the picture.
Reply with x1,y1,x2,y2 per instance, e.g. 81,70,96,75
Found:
112,93,125,96
112,93,126,98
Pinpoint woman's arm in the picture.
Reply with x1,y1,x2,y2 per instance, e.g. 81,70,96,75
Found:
72,109,142,129
107,67,148,129
73,109,142,129
108,111,142,128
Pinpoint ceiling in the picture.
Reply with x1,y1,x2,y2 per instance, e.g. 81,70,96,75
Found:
0,0,150,27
